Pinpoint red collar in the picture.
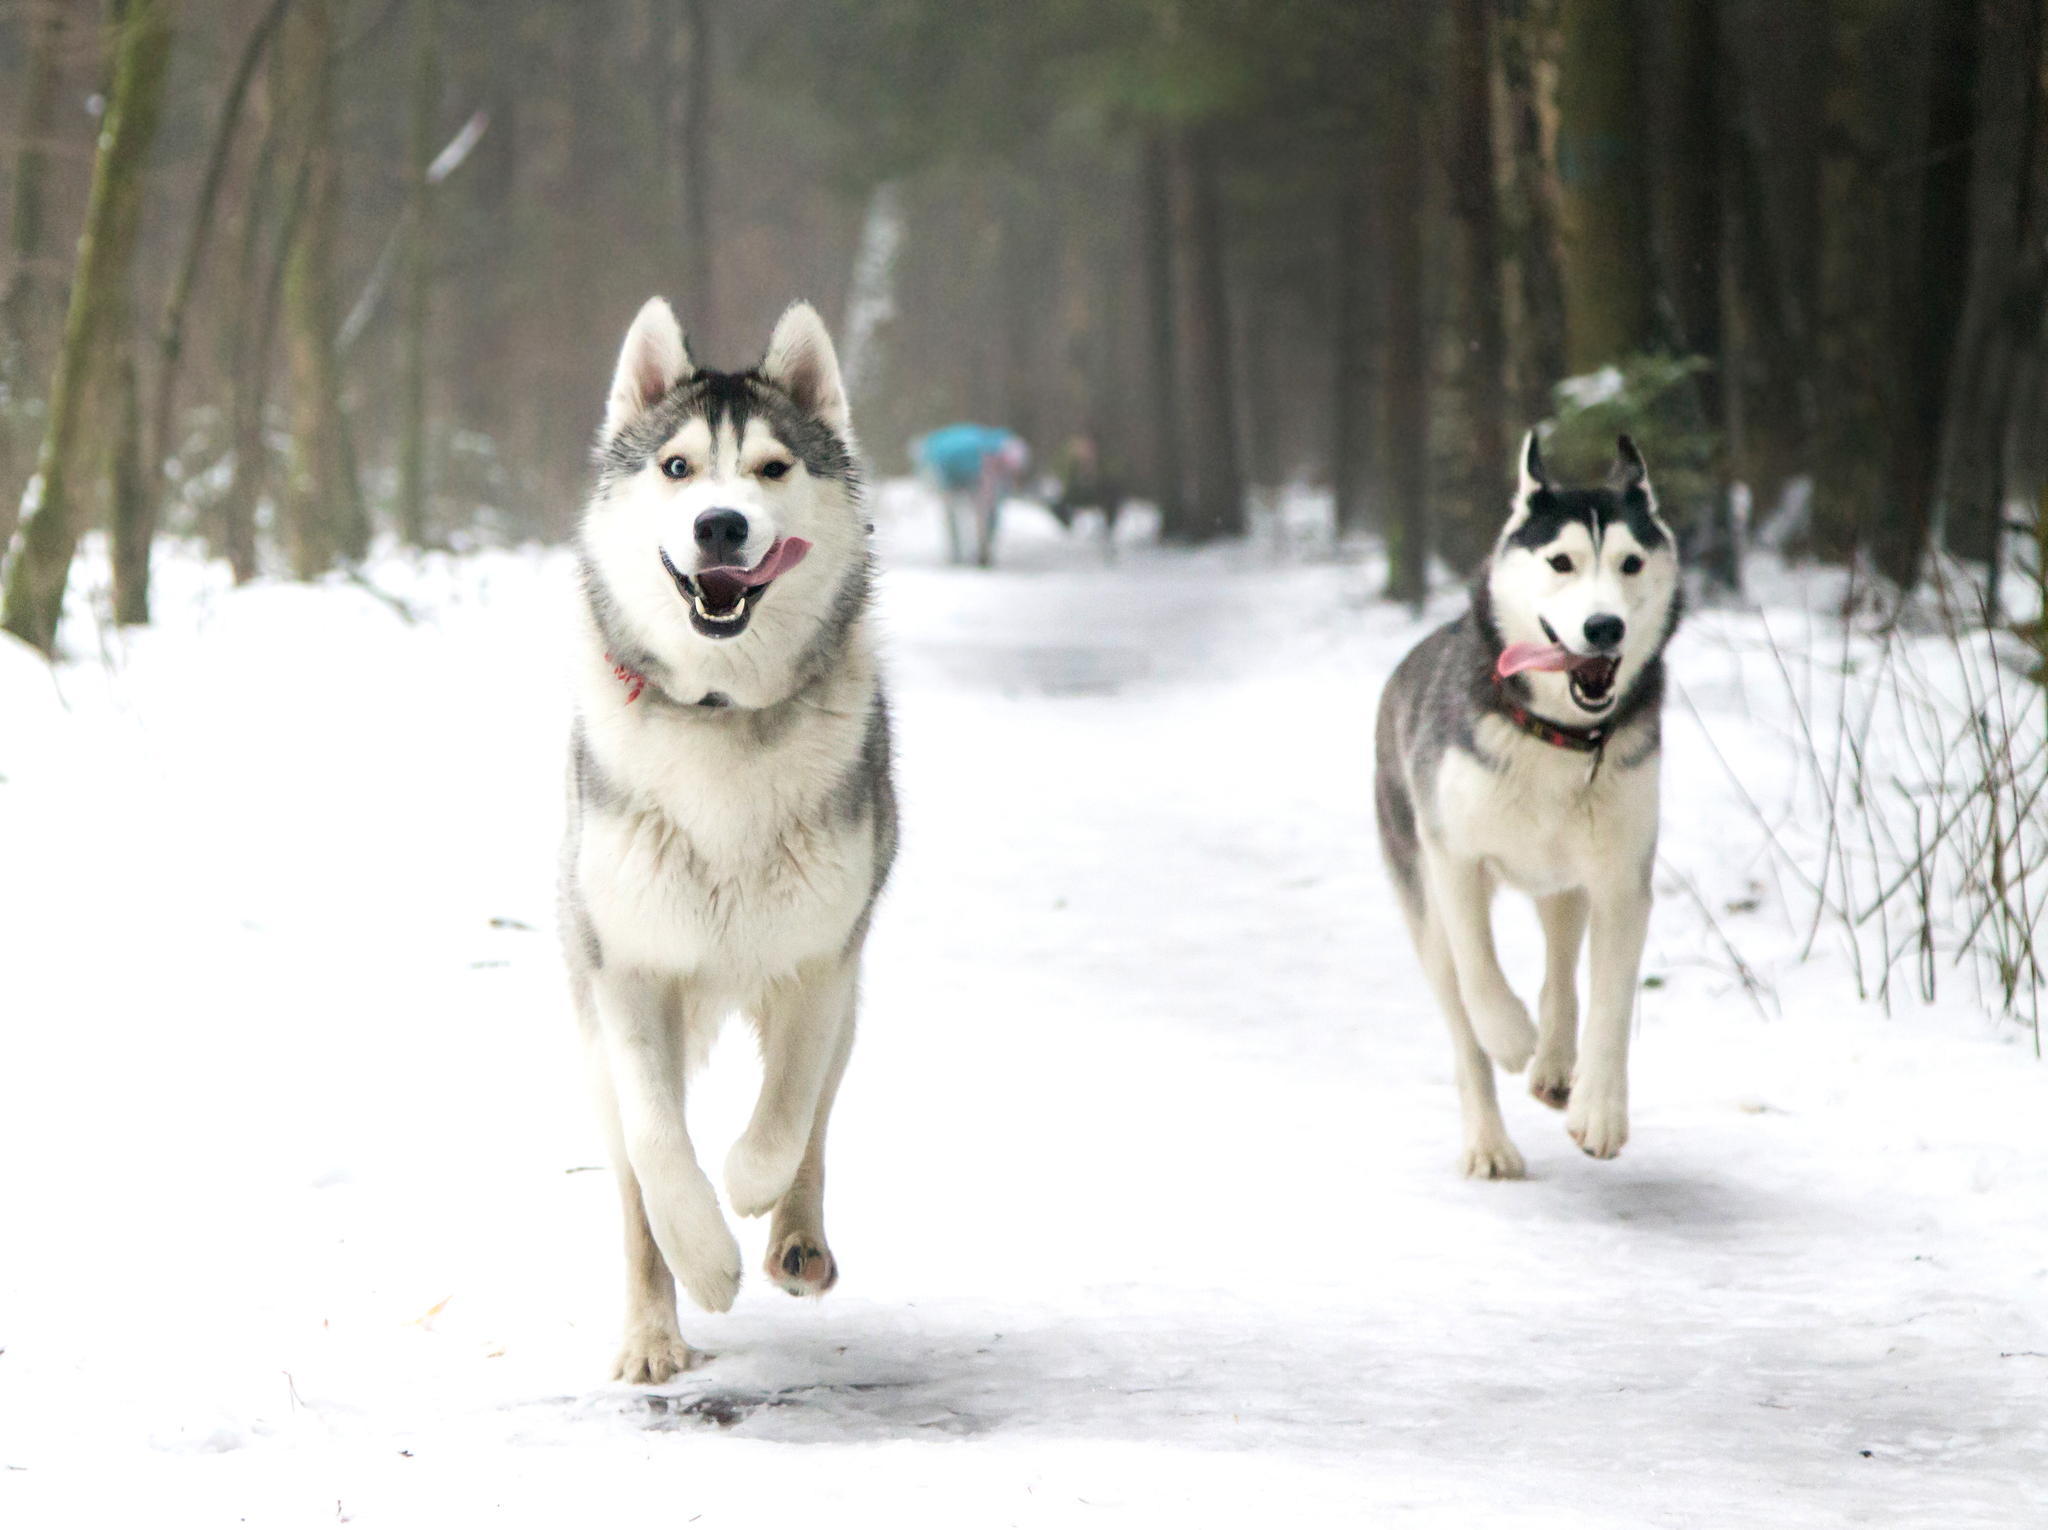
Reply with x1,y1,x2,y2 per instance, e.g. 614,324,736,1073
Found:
606,654,649,704
1498,694,1607,753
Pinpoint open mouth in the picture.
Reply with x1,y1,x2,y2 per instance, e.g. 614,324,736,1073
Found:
659,537,811,640
1496,621,1622,714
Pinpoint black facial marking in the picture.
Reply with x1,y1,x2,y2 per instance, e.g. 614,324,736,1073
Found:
594,366,859,491
1507,485,1667,554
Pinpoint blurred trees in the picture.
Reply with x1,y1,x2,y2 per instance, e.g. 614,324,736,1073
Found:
1,0,2046,652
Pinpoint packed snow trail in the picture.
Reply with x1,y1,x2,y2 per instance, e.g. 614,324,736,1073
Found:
1,492,2042,1527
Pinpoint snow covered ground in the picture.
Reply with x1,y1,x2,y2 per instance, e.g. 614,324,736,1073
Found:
2,488,2043,1528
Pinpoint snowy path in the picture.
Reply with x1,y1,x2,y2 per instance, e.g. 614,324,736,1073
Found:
2,497,2043,1527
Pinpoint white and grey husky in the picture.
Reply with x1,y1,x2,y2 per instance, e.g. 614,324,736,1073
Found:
561,297,895,1382
1374,433,1682,1178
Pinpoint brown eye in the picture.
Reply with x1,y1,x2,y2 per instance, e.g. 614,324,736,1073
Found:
760,460,792,481
1620,554,1644,575
1548,554,1573,573
661,456,690,480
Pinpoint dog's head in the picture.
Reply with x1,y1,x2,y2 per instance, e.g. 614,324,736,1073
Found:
580,298,867,702
1484,431,1681,720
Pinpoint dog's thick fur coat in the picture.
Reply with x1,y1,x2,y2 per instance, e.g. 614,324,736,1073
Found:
1375,434,1681,1177
561,298,895,1381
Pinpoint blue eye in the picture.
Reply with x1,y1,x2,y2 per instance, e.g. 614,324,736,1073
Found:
661,457,690,480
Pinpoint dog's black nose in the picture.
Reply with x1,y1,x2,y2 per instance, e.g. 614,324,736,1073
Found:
1584,614,1625,649
694,508,750,564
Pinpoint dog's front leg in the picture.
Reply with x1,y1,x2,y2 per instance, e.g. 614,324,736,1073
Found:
725,951,856,1219
594,968,743,1316
1567,883,1651,1159
1425,848,1537,1072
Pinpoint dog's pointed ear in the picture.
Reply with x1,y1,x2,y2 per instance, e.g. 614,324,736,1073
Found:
761,301,850,434
605,297,692,443
1516,429,1550,501
1609,434,1649,492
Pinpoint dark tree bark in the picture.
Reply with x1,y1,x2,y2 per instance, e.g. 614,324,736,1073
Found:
1644,0,1739,589
1446,0,1509,572
1939,0,2043,594
397,0,440,548
1497,0,1569,424
278,0,369,578
111,339,149,623
1,0,177,656
1165,124,1244,542
1139,134,1185,532
1382,23,1432,609
145,0,290,564
0,0,70,556
1331,164,1374,536
1555,0,1653,371
669,0,716,349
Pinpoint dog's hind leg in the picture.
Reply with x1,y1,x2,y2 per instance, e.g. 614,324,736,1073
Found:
1409,906,1525,1180
593,968,743,1319
1528,890,1587,1110
1423,848,1537,1073
763,1007,856,1296
725,952,857,1222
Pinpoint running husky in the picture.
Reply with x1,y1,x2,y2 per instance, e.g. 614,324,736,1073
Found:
1374,433,1681,1178
561,297,895,1382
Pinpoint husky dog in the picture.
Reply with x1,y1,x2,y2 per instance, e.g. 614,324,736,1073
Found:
561,297,895,1382
1374,433,1681,1178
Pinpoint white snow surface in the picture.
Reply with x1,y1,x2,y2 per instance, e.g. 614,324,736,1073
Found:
2,489,2044,1528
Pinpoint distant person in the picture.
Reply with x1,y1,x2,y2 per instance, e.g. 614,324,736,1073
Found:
1046,433,1129,560
913,423,1030,568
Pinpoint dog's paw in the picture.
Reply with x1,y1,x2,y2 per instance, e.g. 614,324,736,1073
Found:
1459,1132,1527,1181
674,1230,744,1313
765,1231,839,1298
1528,1053,1573,1110
1469,993,1537,1073
723,1136,803,1220
612,1329,705,1385
1566,1083,1629,1159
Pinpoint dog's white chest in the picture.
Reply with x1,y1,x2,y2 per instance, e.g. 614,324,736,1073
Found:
575,705,876,987
1430,719,1659,897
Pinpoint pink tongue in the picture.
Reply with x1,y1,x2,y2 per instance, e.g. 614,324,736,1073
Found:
695,537,811,606
1496,641,1576,679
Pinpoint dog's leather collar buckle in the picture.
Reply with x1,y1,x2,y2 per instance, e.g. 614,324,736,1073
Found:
605,653,648,705
1500,696,1606,753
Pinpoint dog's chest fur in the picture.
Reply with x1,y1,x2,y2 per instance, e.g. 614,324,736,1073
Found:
1429,718,1661,898
571,650,882,993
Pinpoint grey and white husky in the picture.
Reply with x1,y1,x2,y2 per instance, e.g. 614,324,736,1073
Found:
561,297,895,1382
1374,433,1682,1178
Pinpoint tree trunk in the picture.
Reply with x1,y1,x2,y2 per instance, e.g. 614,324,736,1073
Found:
1555,0,1653,372
146,0,290,562
670,0,715,348
1496,0,1569,424
1383,1,1432,610
0,0,70,556
1875,0,1976,592
1166,124,1244,543
278,0,369,579
111,339,150,623
1,0,177,656
1939,0,2042,577
397,0,440,548
1447,0,1509,573
1645,0,1740,589
1331,163,1373,536
1139,135,1185,532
